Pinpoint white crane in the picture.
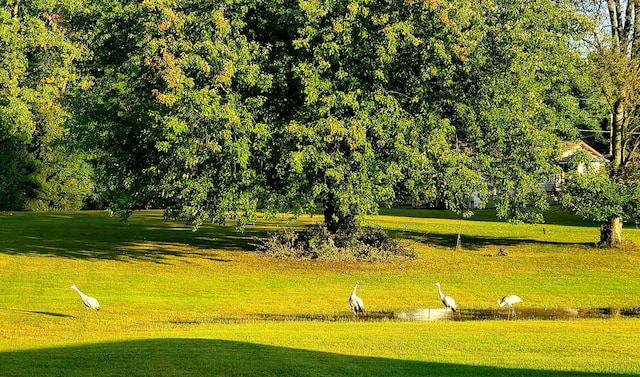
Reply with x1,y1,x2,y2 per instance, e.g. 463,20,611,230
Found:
348,281,365,320
497,295,522,320
70,284,100,321
435,282,457,320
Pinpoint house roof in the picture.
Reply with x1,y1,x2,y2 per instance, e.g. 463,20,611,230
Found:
559,141,606,164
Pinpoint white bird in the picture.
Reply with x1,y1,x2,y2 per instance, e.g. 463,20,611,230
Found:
70,284,100,321
348,281,365,320
435,282,457,320
497,295,523,320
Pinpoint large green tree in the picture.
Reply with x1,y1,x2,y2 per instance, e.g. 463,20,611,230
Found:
72,0,592,234
0,0,92,210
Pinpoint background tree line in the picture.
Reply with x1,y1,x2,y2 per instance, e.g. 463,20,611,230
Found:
1,0,638,246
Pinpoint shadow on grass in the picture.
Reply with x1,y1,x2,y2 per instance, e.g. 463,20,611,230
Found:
388,229,593,250
0,211,268,263
0,338,630,377
0,209,606,261
0,307,74,318
380,208,603,227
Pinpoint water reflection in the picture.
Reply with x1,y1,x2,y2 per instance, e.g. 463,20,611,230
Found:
394,307,640,321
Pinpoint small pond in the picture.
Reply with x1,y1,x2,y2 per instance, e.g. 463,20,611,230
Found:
395,307,640,321
166,307,640,325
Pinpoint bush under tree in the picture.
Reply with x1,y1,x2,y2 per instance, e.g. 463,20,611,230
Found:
258,224,415,262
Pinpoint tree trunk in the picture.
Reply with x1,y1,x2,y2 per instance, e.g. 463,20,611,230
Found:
12,1,19,18
603,98,625,247
600,216,623,246
611,98,625,173
323,194,339,233
323,193,355,233
456,218,463,250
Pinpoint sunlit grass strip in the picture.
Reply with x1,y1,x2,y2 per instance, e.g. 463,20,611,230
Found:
0,321,638,376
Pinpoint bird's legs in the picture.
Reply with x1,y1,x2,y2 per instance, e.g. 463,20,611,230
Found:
84,306,100,322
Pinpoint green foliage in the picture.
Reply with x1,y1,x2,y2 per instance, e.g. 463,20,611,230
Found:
258,223,416,262
30,148,94,210
70,0,273,227
0,0,91,210
247,0,439,227
449,0,592,222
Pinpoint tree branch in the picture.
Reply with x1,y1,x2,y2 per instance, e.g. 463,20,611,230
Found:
606,0,620,48
633,0,640,59
621,0,634,52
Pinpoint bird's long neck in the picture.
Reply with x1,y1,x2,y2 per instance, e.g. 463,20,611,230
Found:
351,284,359,297
73,287,87,300
436,285,444,300
498,299,506,307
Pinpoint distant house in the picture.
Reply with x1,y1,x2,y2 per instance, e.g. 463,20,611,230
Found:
541,141,608,196
467,191,482,209
466,141,607,208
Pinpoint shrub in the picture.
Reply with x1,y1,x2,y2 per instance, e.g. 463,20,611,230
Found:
258,224,416,262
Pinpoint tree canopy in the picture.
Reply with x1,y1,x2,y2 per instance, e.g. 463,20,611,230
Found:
1,0,608,241
69,0,273,226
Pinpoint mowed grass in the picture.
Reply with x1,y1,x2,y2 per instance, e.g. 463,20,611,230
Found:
0,209,639,376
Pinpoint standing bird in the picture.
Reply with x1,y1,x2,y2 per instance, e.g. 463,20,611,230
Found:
70,284,100,321
348,281,365,320
497,295,523,320
435,282,457,320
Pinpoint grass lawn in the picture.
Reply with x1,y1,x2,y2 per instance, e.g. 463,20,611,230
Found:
0,209,639,376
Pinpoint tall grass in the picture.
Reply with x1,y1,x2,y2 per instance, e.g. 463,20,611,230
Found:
0,209,639,376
